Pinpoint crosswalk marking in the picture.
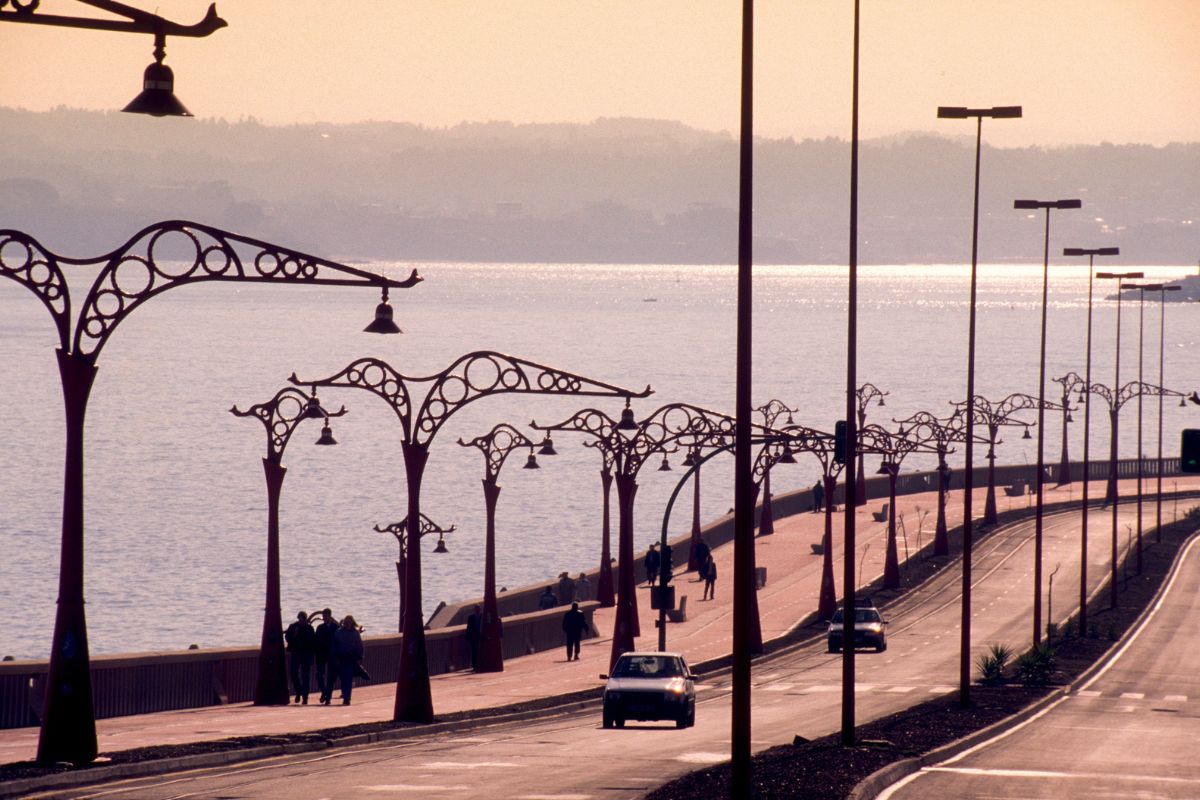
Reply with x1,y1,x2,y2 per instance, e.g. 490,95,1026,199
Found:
1165,695,1188,702
886,686,915,693
1076,690,1102,697
1121,692,1145,700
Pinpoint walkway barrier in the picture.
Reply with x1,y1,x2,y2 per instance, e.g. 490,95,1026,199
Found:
0,603,598,729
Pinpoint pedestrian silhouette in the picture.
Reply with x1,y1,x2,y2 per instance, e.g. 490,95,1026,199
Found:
561,602,588,661
465,604,482,671
333,615,365,705
703,556,717,600
575,572,591,601
314,608,338,705
539,586,557,609
645,543,661,587
812,480,825,513
284,610,316,704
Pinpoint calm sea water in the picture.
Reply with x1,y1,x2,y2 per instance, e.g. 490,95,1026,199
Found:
1,262,1196,659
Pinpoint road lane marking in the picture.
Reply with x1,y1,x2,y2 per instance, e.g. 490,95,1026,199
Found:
358,785,473,792
885,686,915,693
677,751,729,764
423,761,522,769
1075,690,1101,697
922,766,1200,786
1165,694,1188,702
517,795,592,800
1120,692,1144,700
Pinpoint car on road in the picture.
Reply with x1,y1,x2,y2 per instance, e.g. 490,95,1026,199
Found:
600,651,697,729
827,602,888,652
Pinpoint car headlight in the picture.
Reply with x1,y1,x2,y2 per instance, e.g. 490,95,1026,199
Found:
666,677,687,695
865,623,882,633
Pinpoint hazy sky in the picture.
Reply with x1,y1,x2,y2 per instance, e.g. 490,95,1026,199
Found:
3,1,1198,146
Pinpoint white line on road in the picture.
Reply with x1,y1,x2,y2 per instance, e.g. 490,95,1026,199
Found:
1120,692,1145,700
923,766,1200,786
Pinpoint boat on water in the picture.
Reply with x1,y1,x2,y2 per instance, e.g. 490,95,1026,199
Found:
1109,269,1200,302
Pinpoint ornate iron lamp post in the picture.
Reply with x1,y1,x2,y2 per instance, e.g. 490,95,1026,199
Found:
0,0,227,117
294,353,648,722
807,436,844,622
458,423,540,672
893,411,966,555
950,394,1048,525
852,384,888,507
0,220,418,764
374,515,455,634
1088,379,1185,607
534,402,738,667
753,399,798,534
861,424,938,589
230,387,345,706
1013,196,1082,646
1052,373,1087,485
582,438,618,608
1061,246,1120,639
937,102,1022,709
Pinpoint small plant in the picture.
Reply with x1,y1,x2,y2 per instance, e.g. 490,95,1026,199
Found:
1045,622,1059,641
1015,642,1057,686
976,643,1014,686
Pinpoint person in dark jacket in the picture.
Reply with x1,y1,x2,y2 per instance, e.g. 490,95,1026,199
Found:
561,602,589,661
333,615,365,705
538,586,557,609
644,543,661,587
314,608,339,705
812,480,825,513
284,610,316,704
703,556,717,600
465,605,482,671
693,540,711,582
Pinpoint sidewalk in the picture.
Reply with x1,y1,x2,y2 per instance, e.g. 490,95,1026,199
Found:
3,476,1197,766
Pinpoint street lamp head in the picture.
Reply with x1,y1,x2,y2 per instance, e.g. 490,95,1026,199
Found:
123,60,193,118
1063,247,1119,257
432,533,449,554
364,287,402,334
778,446,797,465
523,451,540,469
1022,426,1033,440
303,388,326,419
682,448,697,467
314,421,338,446
537,434,557,456
658,454,672,472
616,398,639,433
876,460,892,475
937,105,1022,119
937,106,970,119
1014,198,1082,210
1096,271,1145,280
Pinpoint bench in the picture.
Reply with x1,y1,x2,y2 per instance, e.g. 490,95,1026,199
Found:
871,503,889,522
666,595,688,623
1004,482,1027,497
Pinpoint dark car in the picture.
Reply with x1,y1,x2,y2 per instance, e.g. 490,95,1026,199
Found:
600,651,697,729
827,604,887,652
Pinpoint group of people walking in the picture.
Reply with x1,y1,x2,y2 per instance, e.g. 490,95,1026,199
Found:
284,609,369,706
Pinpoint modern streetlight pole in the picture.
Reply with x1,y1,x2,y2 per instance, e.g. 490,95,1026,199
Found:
0,220,419,765
458,423,541,672
1013,197,1082,646
1061,246,1120,637
1096,270,1143,607
231,387,346,706
937,103,1021,707
295,353,648,723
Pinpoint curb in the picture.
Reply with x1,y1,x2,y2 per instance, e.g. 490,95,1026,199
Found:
848,523,1200,800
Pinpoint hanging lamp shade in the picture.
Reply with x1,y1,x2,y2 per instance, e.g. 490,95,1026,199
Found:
537,435,557,456
523,452,540,469
433,534,449,554
123,61,192,117
876,460,891,475
658,454,672,471
303,391,326,419
617,404,638,432
682,449,696,467
1022,427,1033,440
778,447,797,464
315,422,337,446
877,395,886,407
364,297,402,334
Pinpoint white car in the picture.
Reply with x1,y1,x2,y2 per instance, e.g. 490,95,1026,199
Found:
600,651,697,729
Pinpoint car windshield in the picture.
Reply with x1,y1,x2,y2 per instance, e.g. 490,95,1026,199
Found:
830,609,882,624
612,655,684,678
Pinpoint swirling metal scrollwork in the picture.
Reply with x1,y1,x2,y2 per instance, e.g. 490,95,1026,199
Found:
292,358,413,434
458,423,535,481
374,514,455,548
1088,380,1184,412
230,386,346,461
0,229,71,348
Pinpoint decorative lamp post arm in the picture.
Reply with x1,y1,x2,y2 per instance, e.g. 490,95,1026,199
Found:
412,351,650,446
291,358,415,438
0,1,227,36
231,386,347,462
458,422,535,481
0,229,72,349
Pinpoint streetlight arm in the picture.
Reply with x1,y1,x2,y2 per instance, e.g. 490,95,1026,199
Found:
0,228,72,350
0,1,226,37
230,386,347,461
291,359,415,437
458,422,535,481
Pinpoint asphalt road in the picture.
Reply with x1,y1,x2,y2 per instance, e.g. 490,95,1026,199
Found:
34,504,1151,800
880,530,1200,800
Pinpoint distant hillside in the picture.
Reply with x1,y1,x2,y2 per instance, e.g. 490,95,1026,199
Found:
0,108,1196,264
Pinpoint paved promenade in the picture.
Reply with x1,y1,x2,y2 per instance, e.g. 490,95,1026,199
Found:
2,477,1197,767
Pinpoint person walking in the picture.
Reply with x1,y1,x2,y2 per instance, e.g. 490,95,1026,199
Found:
465,605,482,671
314,608,339,705
812,479,825,513
333,615,365,705
561,602,588,661
703,555,717,600
644,543,661,587
284,610,316,704
575,572,591,602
